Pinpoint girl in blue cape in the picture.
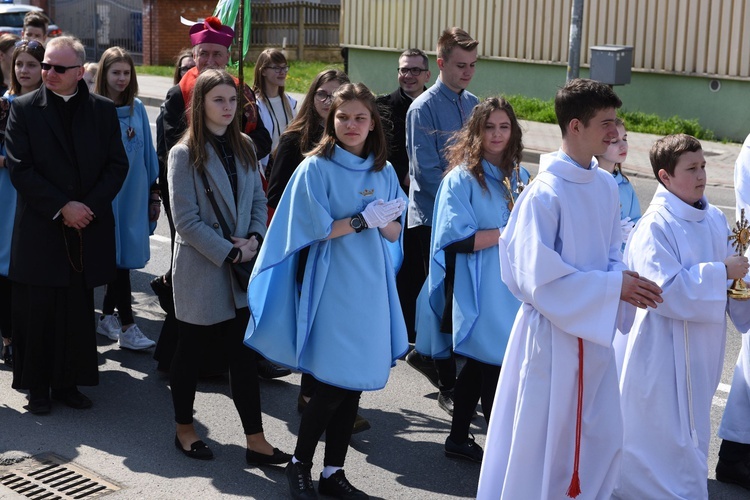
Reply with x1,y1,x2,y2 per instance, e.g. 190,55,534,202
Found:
93,47,159,350
595,118,641,248
0,39,45,365
415,97,528,463
246,82,407,499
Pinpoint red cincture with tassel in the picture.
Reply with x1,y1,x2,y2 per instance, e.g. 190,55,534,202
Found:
566,337,584,498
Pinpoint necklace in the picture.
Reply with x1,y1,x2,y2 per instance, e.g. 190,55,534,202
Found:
118,113,135,140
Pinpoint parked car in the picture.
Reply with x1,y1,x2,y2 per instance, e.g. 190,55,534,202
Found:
0,5,61,38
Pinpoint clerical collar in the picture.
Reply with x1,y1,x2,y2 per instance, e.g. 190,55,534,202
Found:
51,88,78,102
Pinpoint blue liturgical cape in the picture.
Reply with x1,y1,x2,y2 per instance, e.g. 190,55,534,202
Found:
0,94,17,276
614,170,641,224
245,145,408,391
415,161,528,365
112,99,159,269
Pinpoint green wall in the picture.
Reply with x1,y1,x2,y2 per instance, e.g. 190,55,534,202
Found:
348,47,750,143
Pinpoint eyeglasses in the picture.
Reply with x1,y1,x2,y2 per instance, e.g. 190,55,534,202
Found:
314,90,334,103
397,67,428,76
41,62,81,74
267,65,289,74
179,65,194,73
15,39,43,50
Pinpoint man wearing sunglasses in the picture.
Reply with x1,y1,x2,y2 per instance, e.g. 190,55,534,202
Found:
376,48,430,353
5,35,128,414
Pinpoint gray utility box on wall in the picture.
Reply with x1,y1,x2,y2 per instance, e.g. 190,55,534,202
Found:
590,45,633,85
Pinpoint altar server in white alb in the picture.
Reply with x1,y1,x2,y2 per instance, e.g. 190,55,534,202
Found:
614,134,750,499
476,78,663,500
715,133,750,491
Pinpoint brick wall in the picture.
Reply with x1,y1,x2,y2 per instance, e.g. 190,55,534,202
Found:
142,0,215,66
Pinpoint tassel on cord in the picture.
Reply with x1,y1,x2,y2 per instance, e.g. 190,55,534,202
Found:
566,337,584,498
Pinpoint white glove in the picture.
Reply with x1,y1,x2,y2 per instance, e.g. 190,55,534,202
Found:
361,198,406,228
620,217,635,245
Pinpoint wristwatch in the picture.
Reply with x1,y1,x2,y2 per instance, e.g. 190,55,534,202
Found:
350,213,367,233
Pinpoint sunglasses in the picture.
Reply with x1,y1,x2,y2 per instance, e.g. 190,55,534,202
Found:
40,62,81,74
179,65,194,73
15,39,43,50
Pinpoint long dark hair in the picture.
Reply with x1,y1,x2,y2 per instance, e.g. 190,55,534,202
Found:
308,82,388,171
9,39,44,95
444,96,523,191
184,69,256,172
280,69,349,155
253,48,294,119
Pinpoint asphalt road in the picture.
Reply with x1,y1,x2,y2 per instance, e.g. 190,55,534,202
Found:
0,106,748,499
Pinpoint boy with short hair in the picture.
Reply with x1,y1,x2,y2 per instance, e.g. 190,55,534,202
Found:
477,78,663,499
23,11,49,44
614,134,750,499
406,27,479,414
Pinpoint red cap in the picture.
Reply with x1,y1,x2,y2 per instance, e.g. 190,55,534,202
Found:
189,17,234,48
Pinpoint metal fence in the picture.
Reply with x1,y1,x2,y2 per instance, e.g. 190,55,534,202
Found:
52,0,143,64
252,1,340,59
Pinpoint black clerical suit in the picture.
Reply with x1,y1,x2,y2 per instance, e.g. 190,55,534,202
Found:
6,80,128,391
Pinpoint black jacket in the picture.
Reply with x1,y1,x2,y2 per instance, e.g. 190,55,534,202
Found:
376,87,424,191
6,81,129,287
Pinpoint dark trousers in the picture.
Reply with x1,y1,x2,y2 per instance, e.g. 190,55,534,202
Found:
102,268,134,325
0,274,11,339
294,380,361,467
414,224,456,392
719,439,750,463
170,307,263,435
11,272,98,390
449,358,500,443
300,372,316,398
396,226,425,343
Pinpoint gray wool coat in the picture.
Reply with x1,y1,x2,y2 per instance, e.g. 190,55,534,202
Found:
168,141,267,326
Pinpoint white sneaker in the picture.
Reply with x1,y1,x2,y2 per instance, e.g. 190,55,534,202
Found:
118,324,156,350
97,313,121,341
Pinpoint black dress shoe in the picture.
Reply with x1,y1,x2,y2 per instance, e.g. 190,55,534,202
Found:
257,358,292,379
50,388,92,409
444,435,483,463
716,458,750,490
246,447,292,466
318,469,369,499
438,390,455,416
25,389,51,415
174,435,213,460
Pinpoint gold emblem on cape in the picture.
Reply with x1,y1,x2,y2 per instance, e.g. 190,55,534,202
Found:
728,208,750,300
502,163,531,212
360,189,374,197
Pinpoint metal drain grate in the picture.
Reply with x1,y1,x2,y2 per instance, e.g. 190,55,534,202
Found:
0,453,121,499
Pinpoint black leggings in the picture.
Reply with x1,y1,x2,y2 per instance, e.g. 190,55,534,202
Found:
102,268,135,325
170,307,263,435
449,358,501,444
294,380,361,467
